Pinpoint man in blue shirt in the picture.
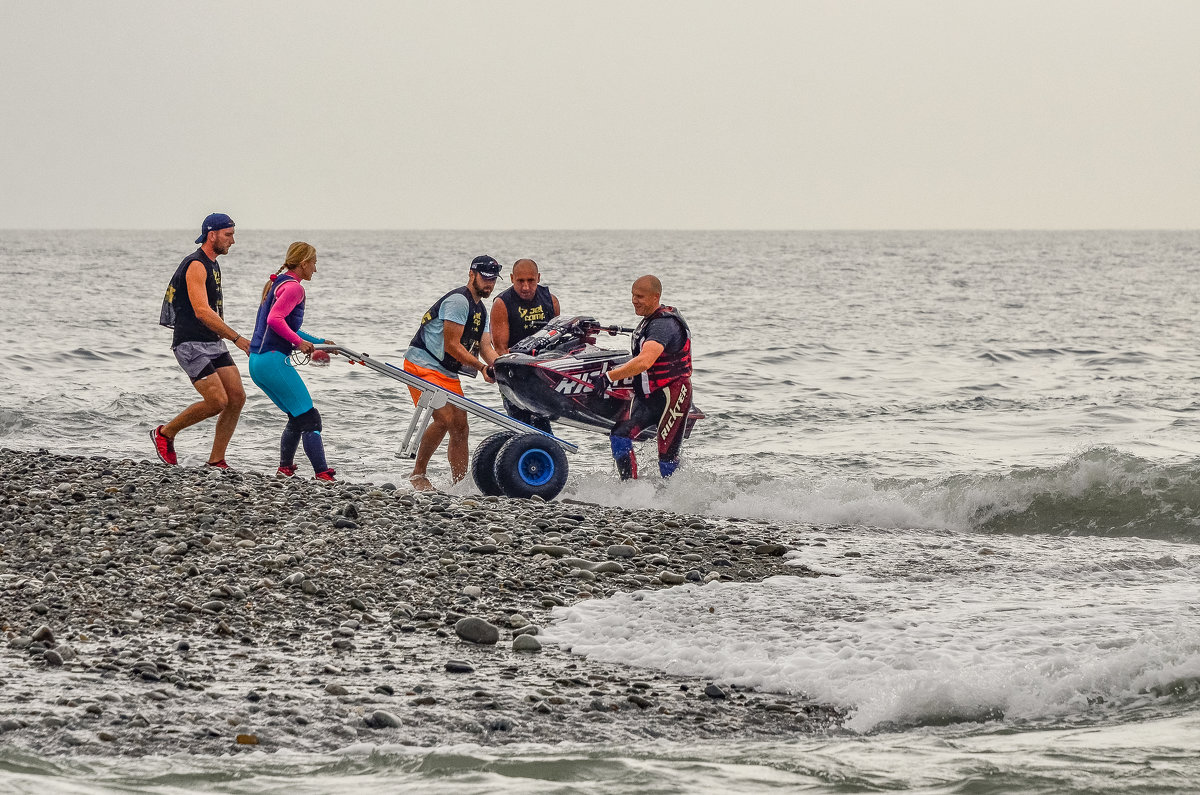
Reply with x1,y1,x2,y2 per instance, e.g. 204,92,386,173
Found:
403,255,501,490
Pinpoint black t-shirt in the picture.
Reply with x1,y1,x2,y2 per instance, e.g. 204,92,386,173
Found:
641,316,684,354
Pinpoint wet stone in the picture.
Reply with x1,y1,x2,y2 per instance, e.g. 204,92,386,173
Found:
454,617,500,645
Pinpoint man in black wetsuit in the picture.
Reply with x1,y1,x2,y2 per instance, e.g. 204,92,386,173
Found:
151,213,251,469
489,258,561,434
588,275,693,479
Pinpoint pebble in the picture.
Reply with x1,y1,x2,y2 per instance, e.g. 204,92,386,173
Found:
454,617,500,645
513,635,542,652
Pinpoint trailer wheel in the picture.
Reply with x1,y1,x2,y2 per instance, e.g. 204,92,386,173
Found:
494,433,569,500
471,431,516,496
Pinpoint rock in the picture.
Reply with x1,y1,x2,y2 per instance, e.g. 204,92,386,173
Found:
704,683,729,699
591,561,624,574
31,625,55,644
530,545,572,558
512,635,542,652
445,660,475,674
368,710,403,729
235,734,259,745
454,617,500,645
606,544,636,558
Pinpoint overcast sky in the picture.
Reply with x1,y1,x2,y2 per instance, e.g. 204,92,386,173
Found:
2,1,1197,230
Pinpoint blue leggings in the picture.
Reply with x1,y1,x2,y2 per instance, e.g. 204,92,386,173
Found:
249,351,327,472
249,351,313,416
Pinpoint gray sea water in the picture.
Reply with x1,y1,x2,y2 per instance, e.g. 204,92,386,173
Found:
4,229,1200,792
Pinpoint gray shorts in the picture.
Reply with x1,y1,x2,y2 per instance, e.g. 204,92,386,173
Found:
173,340,235,382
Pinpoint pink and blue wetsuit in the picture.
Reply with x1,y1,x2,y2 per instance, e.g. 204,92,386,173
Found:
248,275,330,474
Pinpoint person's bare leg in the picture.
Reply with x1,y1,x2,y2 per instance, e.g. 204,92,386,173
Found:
410,407,452,491
208,365,246,463
162,373,229,440
444,407,470,483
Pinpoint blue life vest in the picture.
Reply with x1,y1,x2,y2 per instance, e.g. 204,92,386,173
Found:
250,274,305,355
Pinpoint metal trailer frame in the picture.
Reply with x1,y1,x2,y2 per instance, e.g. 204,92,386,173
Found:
314,344,579,458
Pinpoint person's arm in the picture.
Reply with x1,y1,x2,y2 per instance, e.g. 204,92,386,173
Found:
478,333,498,383
186,261,249,353
490,297,511,355
551,293,560,318
604,340,663,383
266,281,307,350
298,329,326,345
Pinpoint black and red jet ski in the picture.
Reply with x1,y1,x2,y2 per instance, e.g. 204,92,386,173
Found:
492,315,704,440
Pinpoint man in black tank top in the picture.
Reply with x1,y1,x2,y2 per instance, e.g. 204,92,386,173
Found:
490,258,561,433
150,214,252,469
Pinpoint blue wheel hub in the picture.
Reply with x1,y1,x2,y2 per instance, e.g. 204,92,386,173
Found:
516,448,555,486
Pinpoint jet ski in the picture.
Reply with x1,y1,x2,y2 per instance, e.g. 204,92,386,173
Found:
492,315,704,440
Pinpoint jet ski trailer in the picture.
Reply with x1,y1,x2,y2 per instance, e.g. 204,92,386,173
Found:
315,344,578,501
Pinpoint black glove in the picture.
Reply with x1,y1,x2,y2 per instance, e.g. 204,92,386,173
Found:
586,371,609,394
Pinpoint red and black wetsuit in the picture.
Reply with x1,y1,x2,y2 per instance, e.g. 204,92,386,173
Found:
610,305,693,479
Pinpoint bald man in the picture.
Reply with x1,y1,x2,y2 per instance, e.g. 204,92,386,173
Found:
490,258,561,434
588,275,693,479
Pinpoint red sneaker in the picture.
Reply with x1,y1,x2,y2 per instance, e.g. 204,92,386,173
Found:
277,464,297,477
150,426,177,465
315,469,337,482
206,459,230,470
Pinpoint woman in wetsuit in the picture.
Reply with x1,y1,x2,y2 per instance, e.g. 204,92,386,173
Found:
247,242,336,481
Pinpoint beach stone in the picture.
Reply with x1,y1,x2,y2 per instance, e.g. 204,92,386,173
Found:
462,586,482,599
445,659,475,673
31,625,55,644
659,571,687,585
325,684,350,696
606,544,636,558
561,558,597,571
43,649,64,666
508,613,529,628
591,561,624,574
512,635,542,652
755,544,788,557
530,545,572,558
454,617,500,645
368,710,402,729
704,683,729,699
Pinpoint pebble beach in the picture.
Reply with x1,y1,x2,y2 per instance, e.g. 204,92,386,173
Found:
0,448,840,757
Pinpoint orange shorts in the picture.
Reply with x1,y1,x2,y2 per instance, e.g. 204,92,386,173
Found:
403,359,464,405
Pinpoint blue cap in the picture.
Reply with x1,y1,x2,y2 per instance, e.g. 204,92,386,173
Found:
195,213,235,244
470,254,501,279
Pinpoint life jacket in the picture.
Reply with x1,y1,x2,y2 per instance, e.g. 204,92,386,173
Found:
409,286,487,374
632,305,692,397
496,284,556,346
161,249,223,348
249,273,305,355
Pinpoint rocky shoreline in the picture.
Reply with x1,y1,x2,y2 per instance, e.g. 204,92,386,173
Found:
0,448,840,756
